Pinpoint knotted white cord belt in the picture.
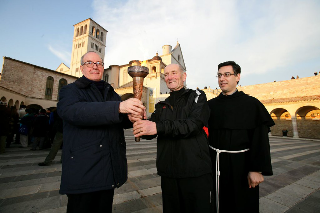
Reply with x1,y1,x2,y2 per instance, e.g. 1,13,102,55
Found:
209,145,249,213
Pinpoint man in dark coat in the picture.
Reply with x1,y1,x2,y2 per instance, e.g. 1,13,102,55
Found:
0,101,11,153
208,61,274,213
31,109,49,150
38,109,63,166
57,51,145,213
133,64,213,213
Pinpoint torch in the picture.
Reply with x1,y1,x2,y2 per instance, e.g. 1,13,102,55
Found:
128,63,149,142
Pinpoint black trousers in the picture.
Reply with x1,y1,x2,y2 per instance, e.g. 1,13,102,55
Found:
67,189,114,213
161,174,213,213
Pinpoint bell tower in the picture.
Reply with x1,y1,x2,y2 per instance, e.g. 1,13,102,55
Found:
70,18,108,77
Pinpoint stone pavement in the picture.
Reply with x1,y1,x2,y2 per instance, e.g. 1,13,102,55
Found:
0,131,319,213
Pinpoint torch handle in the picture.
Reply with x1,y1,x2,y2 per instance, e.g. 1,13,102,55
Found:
133,77,144,142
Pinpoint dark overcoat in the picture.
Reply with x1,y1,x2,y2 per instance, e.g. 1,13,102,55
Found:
57,76,132,194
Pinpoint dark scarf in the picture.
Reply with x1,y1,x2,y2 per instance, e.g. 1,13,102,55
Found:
82,76,106,96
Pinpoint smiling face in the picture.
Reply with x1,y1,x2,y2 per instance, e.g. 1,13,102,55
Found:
218,65,240,95
164,64,186,92
80,52,104,81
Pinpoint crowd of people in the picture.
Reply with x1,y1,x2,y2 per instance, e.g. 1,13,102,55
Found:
0,104,62,165
1,51,274,213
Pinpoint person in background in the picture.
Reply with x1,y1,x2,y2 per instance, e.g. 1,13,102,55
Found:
38,109,63,166
0,101,11,153
6,106,19,148
31,109,49,150
19,108,35,148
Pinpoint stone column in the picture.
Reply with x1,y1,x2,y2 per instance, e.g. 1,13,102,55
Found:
291,116,299,138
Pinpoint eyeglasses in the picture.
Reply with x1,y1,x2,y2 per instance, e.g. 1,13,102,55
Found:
82,61,104,68
216,72,236,78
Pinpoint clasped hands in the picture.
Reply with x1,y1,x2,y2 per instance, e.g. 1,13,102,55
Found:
119,98,146,122
119,98,157,137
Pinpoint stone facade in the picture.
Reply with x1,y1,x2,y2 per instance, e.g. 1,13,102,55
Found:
0,57,77,109
104,43,186,117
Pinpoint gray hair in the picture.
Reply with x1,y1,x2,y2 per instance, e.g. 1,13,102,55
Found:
165,64,186,73
80,51,101,65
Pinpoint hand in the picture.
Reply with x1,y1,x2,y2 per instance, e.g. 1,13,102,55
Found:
133,120,157,137
247,172,264,188
128,113,143,123
128,109,146,123
119,98,145,116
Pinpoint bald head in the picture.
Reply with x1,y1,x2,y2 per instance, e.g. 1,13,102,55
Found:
164,64,186,91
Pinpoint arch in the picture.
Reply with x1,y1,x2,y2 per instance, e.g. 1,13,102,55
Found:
296,106,319,119
96,29,100,39
84,25,87,34
76,28,79,37
270,108,290,118
58,78,68,100
121,93,134,101
21,101,25,106
295,106,320,139
45,76,54,100
92,27,95,34
8,99,13,107
92,26,96,36
80,26,83,35
100,32,104,41
152,66,156,73
15,100,19,109
269,108,293,137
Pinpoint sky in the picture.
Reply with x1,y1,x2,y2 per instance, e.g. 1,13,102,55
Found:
1,0,320,90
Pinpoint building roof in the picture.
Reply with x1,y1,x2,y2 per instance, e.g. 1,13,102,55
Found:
3,57,77,79
152,53,162,61
73,18,108,32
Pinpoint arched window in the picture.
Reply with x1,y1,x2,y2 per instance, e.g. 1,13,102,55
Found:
15,100,19,109
57,78,67,100
8,99,13,107
76,28,79,37
152,66,156,73
104,74,109,83
101,32,104,41
96,29,100,39
80,26,83,35
45,76,54,100
84,25,87,34
92,26,95,36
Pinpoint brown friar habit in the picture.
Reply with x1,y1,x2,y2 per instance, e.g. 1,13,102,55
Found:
208,90,274,213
